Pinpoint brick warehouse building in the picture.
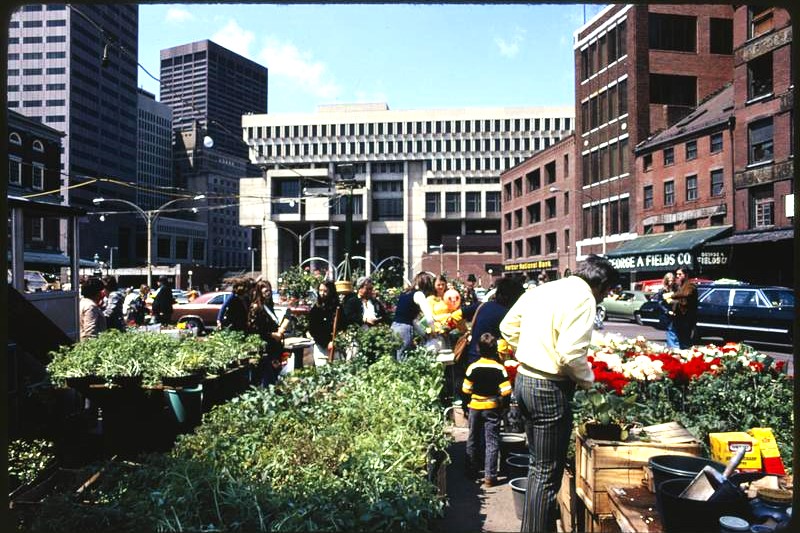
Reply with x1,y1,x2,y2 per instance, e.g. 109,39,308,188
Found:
572,3,736,281
499,134,576,281
706,5,794,286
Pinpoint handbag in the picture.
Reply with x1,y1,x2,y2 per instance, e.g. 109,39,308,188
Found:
453,303,485,363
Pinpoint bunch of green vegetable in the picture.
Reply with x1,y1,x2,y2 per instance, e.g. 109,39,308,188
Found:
26,348,450,532
8,439,55,493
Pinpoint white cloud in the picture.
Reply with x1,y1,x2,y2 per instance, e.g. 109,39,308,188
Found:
494,28,526,58
165,7,194,24
211,20,256,59
258,38,341,100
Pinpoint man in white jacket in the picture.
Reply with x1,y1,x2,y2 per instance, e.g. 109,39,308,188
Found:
500,254,618,533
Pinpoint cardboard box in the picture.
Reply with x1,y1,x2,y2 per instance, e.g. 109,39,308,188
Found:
747,427,786,475
708,432,762,472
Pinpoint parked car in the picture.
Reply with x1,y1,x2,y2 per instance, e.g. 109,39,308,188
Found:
694,283,794,345
632,277,713,293
172,291,305,334
597,290,651,324
172,289,189,304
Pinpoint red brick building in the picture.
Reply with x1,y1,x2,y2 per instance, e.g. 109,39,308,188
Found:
499,134,576,281
573,3,735,271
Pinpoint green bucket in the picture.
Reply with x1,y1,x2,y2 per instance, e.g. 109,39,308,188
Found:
165,385,203,428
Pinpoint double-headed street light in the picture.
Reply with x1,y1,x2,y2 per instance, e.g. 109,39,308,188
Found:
278,225,340,267
93,194,206,287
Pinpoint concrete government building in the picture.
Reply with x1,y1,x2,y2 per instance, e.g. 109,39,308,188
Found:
239,103,574,285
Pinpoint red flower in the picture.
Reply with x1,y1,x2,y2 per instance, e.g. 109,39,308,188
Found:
748,361,765,373
774,361,786,373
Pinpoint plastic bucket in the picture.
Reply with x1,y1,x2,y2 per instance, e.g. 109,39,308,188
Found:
656,478,749,533
648,455,726,490
509,477,528,520
165,385,203,428
500,433,527,465
505,454,530,478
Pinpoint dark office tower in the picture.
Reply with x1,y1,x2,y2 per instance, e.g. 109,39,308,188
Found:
160,40,268,158
7,4,140,264
162,40,268,269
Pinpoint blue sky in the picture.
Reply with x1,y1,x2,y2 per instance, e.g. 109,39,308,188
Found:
138,3,608,113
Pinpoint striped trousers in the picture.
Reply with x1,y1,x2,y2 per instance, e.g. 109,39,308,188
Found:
514,373,575,533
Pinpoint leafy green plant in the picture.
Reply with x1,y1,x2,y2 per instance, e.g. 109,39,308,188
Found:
334,324,403,366
8,439,55,492
278,265,323,301
572,385,642,426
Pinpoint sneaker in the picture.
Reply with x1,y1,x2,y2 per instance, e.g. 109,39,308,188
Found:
483,477,497,487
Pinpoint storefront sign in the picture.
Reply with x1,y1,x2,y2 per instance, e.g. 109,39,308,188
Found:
503,259,556,273
696,250,729,266
608,252,693,272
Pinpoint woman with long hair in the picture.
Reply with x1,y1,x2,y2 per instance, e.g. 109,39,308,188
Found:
308,280,340,366
248,280,291,386
390,272,435,359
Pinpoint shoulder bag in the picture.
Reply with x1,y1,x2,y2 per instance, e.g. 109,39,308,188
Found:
453,303,485,363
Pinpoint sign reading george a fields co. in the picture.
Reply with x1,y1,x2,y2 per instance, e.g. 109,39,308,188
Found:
608,252,694,272
503,259,556,273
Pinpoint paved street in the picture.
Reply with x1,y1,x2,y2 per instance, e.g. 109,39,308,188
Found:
598,319,794,375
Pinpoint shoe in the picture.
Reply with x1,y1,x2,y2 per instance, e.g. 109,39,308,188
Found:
483,477,497,487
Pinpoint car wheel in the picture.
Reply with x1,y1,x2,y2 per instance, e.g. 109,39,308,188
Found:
634,311,643,325
596,306,606,322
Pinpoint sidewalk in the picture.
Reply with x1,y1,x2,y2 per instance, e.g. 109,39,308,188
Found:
433,427,522,533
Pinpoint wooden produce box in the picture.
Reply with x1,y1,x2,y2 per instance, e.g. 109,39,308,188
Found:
607,485,662,533
557,468,579,532
575,422,702,515
583,507,620,533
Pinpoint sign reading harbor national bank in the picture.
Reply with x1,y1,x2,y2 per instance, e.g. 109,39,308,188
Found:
607,252,695,272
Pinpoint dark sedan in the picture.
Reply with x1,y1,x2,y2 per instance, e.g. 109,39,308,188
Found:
640,283,794,345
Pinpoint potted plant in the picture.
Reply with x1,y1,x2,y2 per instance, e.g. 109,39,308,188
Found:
572,385,641,441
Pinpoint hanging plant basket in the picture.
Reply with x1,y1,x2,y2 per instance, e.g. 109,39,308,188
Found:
335,280,353,294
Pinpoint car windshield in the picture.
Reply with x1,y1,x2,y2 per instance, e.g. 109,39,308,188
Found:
761,289,794,308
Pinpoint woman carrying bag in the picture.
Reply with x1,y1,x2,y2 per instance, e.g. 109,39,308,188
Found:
308,280,340,367
248,280,291,386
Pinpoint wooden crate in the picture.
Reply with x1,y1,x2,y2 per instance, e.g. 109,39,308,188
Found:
557,468,578,532
583,507,620,533
575,422,702,515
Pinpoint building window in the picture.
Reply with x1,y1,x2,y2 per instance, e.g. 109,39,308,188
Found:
545,232,557,254
709,17,733,54
32,164,44,190
545,161,556,184
751,186,774,227
32,140,44,152
514,240,523,258
648,13,696,52
466,192,481,213
504,242,512,260
504,213,512,231
514,209,523,227
686,174,698,201
748,53,773,100
650,74,697,107
640,153,652,172
9,157,22,185
486,191,501,213
9,132,22,145
514,178,522,197
710,169,724,196
749,7,773,39
663,147,675,166
643,185,654,209
545,197,557,219
445,192,461,214
685,140,697,161
526,169,540,192
527,203,541,224
710,132,723,153
664,181,675,206
31,217,44,241
425,192,440,215
527,236,541,256
503,183,512,202
748,118,773,165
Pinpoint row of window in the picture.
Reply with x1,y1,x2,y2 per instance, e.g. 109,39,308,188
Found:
8,158,46,190
252,117,572,140
582,137,630,185
643,131,724,171
648,14,733,55
8,83,67,91
504,157,565,201
643,169,725,209
505,230,567,260
8,34,67,43
9,19,67,28
580,79,628,131
582,198,630,238
504,196,564,230
8,51,66,60
425,191,501,215
580,19,627,81
7,67,66,76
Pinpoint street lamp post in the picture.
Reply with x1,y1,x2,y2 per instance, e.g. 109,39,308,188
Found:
93,195,205,287
456,236,461,279
188,270,193,290
278,225,340,267
429,244,444,275
104,245,118,271
248,247,257,275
